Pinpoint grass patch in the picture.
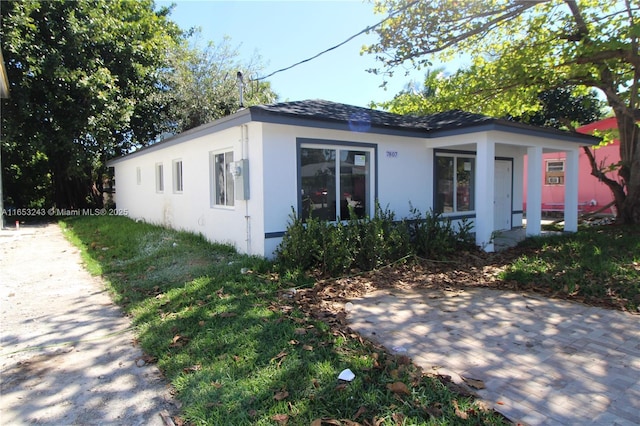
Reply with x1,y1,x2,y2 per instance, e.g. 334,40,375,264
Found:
500,224,640,311
61,216,505,425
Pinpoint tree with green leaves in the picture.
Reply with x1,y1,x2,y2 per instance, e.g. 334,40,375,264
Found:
367,0,639,223
384,72,605,128
161,33,277,134
512,87,606,129
1,0,182,209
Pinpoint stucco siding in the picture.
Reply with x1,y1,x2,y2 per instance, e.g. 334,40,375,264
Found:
258,124,434,253
110,109,589,258
112,125,257,255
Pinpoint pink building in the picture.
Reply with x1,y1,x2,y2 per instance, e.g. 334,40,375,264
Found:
523,117,620,216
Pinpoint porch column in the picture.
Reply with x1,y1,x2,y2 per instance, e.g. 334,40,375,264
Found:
475,139,495,251
564,148,579,232
526,146,543,236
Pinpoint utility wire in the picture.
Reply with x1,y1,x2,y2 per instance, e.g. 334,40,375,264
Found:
254,0,419,81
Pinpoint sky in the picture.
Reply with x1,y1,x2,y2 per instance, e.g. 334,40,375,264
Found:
157,0,463,108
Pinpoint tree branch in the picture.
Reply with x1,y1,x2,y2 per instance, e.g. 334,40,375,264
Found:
625,0,639,114
383,1,541,66
582,145,626,219
573,49,640,68
564,0,590,41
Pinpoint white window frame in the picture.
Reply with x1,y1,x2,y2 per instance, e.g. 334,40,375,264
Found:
210,150,235,208
173,159,183,193
155,163,164,193
546,160,565,172
545,159,565,185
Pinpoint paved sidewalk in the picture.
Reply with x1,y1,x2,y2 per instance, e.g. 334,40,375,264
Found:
0,224,176,425
347,287,640,425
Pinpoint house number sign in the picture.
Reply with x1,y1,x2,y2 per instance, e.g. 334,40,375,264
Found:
386,151,398,158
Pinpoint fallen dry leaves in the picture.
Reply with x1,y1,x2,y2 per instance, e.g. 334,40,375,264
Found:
452,399,468,420
169,334,189,348
280,252,528,423
182,364,201,373
273,390,289,401
386,381,410,396
270,350,287,368
271,413,289,424
291,244,631,323
461,376,486,389
353,406,367,420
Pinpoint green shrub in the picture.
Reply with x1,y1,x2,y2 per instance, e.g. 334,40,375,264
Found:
273,208,319,273
322,220,355,275
275,203,474,277
352,204,412,270
407,206,474,259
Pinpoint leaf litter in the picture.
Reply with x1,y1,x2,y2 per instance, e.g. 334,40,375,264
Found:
283,252,537,423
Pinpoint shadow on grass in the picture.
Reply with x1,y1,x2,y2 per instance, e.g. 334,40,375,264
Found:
348,287,640,425
62,216,506,425
501,224,640,312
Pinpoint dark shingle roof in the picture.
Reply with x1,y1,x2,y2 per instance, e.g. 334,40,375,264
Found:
250,99,493,132
249,99,597,143
108,99,599,165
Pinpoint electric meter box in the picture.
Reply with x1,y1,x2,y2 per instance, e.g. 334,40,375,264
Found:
233,159,250,200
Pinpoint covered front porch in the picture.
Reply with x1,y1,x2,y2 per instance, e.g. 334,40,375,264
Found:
425,125,595,252
492,219,565,251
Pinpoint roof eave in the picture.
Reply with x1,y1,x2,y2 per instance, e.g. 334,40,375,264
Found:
426,121,601,145
108,101,601,167
107,108,252,166
249,108,430,138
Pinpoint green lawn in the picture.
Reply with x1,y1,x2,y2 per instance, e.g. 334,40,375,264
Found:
500,224,640,312
61,216,505,426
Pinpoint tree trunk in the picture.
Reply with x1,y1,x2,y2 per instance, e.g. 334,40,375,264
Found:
616,112,640,224
50,157,94,210
582,146,626,220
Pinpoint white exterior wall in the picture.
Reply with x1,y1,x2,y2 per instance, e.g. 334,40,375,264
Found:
113,122,436,259
259,123,433,256
112,124,264,256
112,120,585,259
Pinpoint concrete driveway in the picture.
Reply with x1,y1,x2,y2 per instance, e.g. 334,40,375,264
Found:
347,287,640,425
0,224,176,425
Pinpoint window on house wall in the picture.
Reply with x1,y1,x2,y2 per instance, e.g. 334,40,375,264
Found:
155,163,164,192
300,145,372,221
211,151,234,207
173,160,183,193
545,160,565,185
136,167,141,185
435,154,475,214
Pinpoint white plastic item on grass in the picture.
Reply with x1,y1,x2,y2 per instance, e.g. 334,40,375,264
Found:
338,368,355,381
392,346,407,354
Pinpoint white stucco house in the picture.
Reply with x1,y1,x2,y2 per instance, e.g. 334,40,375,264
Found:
107,100,598,258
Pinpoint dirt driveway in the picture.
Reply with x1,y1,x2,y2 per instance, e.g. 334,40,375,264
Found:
0,223,177,425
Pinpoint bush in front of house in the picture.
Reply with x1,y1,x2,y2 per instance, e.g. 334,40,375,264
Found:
275,204,475,277
407,205,475,259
